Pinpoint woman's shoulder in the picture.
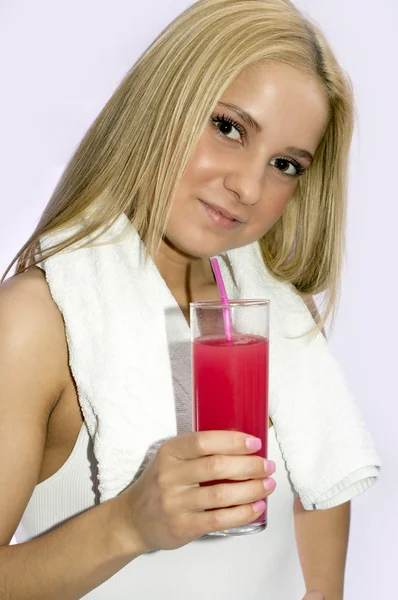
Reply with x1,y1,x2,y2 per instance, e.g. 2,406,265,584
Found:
0,266,70,410
1,265,50,295
0,266,62,328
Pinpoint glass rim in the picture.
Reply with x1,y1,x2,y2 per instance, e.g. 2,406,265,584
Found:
190,299,270,308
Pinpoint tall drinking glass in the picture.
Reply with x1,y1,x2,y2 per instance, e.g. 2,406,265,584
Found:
190,300,270,536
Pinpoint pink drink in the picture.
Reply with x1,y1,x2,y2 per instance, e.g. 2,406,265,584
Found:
193,333,269,521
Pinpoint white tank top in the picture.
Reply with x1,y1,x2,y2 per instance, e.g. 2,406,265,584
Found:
15,422,306,599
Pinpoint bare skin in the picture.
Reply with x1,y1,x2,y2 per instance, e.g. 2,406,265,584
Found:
0,61,330,599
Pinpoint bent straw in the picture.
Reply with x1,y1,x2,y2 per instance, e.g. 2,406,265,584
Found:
210,257,233,342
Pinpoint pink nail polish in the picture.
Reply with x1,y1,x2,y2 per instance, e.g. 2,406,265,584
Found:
264,459,276,474
263,478,276,491
246,437,262,451
252,499,266,513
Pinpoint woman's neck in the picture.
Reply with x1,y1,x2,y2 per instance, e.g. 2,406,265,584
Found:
152,238,219,324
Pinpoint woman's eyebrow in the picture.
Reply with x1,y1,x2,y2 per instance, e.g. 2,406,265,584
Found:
218,101,262,133
285,147,313,164
217,101,314,164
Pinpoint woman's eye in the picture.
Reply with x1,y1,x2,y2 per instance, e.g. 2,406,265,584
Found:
211,115,244,142
270,157,302,177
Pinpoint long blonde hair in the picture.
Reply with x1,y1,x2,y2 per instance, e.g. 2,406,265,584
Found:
3,0,354,332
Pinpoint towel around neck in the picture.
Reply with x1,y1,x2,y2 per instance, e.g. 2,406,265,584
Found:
39,213,381,509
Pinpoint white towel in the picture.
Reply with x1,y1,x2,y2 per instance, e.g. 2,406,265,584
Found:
39,213,381,509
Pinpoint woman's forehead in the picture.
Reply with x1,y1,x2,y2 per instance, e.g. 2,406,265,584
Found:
217,62,330,153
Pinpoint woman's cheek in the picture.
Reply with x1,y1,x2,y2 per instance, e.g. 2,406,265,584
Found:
255,193,292,232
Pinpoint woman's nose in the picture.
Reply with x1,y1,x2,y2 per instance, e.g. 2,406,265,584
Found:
223,153,267,206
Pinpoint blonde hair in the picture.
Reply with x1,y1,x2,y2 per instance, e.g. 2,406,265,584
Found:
3,0,354,334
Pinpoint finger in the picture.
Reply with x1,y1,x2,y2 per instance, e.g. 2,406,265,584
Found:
187,478,276,511
191,499,266,537
164,430,264,461
177,454,275,484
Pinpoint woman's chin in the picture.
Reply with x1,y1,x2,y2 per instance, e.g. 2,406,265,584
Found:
162,233,225,259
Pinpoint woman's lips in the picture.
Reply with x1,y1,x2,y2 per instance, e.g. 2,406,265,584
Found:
199,199,244,231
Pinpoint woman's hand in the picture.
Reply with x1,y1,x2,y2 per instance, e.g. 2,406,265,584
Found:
302,592,325,600
117,430,276,553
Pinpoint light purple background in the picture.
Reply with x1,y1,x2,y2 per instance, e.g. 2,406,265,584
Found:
0,1,396,596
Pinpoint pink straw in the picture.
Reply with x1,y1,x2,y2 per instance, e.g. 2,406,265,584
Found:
210,257,233,342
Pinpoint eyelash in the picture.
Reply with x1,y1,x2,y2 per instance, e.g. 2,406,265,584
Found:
210,112,307,179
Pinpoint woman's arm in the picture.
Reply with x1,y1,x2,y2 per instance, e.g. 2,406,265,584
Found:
294,497,351,600
0,499,142,600
0,271,143,600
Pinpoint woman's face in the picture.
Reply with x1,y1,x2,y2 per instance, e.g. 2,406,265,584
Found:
164,61,330,259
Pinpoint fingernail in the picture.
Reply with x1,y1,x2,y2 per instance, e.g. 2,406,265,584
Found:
252,499,266,513
264,459,276,474
245,437,262,451
263,478,276,491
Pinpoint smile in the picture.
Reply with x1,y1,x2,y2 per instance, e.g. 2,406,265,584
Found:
198,199,246,231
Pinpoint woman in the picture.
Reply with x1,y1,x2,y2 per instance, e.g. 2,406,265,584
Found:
0,1,380,599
